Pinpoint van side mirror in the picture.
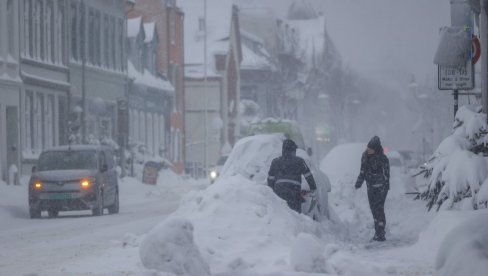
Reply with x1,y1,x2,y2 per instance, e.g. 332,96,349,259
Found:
100,164,108,172
307,147,313,156
31,166,37,173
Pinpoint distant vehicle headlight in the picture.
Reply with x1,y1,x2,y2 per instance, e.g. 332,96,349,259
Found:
80,178,93,189
210,170,218,180
34,181,43,190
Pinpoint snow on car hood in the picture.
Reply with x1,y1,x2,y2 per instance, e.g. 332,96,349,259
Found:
32,170,98,181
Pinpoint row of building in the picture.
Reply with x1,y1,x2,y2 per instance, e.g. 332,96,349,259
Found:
0,0,185,183
0,0,332,182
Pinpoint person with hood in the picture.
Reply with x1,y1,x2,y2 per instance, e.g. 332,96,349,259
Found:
355,136,390,241
268,139,317,213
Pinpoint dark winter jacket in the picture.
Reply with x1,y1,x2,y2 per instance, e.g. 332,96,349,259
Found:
267,140,317,191
355,136,390,189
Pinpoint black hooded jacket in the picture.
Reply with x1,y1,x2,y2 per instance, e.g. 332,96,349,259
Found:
267,140,317,191
355,136,390,189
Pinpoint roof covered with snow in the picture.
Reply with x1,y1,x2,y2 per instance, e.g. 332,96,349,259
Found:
286,15,327,65
128,61,174,92
128,17,142,38
143,22,156,43
241,43,273,70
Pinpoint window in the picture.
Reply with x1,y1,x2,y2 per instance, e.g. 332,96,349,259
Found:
34,0,41,59
100,117,112,139
170,12,176,46
24,0,32,57
159,115,165,154
110,17,116,69
7,0,14,57
35,0,44,60
44,95,55,148
24,91,34,153
33,93,44,152
153,113,159,155
147,114,154,154
38,151,97,171
46,0,54,63
57,0,65,64
71,2,78,60
103,15,109,67
118,19,125,71
94,11,101,66
139,111,145,144
88,9,94,64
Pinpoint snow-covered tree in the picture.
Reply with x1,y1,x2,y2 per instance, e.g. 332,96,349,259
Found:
418,106,488,210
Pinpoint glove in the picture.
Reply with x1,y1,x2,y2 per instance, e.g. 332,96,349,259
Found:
355,182,362,190
309,189,317,198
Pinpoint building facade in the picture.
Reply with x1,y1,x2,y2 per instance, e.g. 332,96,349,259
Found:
68,0,127,147
180,0,242,176
19,0,71,174
126,15,174,159
127,0,185,173
0,0,22,183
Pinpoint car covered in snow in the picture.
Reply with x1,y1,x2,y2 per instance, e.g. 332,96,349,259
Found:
209,155,228,184
28,145,119,218
219,134,331,220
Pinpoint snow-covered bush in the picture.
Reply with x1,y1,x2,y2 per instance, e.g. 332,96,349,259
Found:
434,210,488,276
139,217,211,276
419,106,488,210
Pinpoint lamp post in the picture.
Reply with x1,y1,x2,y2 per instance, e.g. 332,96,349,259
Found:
203,0,208,178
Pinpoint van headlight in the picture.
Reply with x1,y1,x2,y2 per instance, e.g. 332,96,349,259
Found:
210,170,218,180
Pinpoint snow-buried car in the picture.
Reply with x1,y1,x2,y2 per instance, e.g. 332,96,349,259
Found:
219,133,331,220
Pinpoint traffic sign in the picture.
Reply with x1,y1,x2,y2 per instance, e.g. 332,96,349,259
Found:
438,61,475,90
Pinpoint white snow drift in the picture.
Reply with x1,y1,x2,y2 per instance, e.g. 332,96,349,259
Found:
139,217,211,276
140,175,330,275
435,210,488,276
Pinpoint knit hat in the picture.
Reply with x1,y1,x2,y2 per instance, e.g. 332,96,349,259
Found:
367,136,383,154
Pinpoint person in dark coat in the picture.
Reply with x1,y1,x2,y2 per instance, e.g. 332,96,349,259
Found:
268,139,317,213
355,136,390,241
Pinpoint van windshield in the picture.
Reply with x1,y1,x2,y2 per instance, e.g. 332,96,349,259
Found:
37,150,98,171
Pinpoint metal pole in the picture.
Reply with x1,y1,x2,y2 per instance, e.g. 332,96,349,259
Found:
203,0,208,178
81,1,86,143
454,89,459,117
481,0,488,122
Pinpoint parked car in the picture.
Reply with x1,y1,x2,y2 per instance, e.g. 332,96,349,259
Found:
28,145,119,218
219,134,331,220
209,155,228,184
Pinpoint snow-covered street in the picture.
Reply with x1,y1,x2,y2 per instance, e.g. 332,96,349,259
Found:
0,156,486,276
0,173,207,275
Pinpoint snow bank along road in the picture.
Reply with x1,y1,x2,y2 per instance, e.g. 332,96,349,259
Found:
0,175,204,276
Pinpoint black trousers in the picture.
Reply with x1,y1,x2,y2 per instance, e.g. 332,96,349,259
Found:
367,186,388,237
274,183,302,213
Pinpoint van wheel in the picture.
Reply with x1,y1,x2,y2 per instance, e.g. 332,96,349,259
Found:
108,188,119,214
29,207,41,219
92,190,104,216
48,209,59,218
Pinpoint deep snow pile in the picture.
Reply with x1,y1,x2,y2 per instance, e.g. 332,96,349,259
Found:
140,175,333,275
434,209,488,276
140,217,211,276
419,105,488,210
